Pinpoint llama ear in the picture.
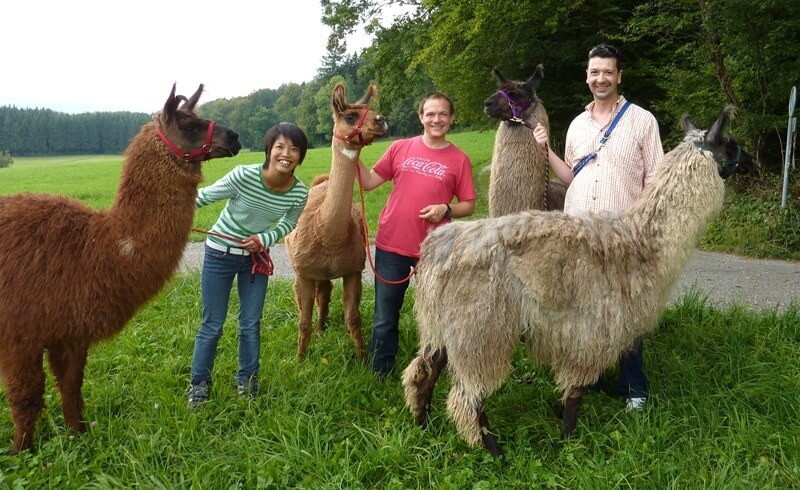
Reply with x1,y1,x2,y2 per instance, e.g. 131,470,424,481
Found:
525,64,544,92
706,105,734,146
181,84,204,113
680,114,698,133
356,85,377,106
492,67,508,84
162,83,180,121
331,83,347,114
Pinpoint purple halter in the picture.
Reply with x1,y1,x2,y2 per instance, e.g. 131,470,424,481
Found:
496,89,533,128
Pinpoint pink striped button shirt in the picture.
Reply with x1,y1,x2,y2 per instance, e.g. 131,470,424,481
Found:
563,96,664,215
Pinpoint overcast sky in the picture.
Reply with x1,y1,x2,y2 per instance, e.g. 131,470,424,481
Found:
1,1,373,114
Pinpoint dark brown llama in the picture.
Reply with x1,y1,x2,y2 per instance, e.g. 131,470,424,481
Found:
0,84,241,454
284,84,387,360
483,66,568,214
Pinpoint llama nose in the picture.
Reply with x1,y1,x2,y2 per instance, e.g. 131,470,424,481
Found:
228,129,239,140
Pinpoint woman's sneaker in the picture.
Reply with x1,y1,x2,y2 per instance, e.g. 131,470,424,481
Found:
187,381,210,407
237,376,259,399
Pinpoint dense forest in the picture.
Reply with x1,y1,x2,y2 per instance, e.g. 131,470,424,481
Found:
1,0,797,172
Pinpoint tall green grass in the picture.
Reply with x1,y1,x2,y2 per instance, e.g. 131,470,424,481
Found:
0,278,798,487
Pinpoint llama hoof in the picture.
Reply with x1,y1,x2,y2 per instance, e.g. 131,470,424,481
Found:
412,410,429,427
560,424,577,439
482,434,502,458
67,420,87,433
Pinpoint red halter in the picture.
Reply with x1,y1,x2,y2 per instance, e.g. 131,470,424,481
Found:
156,120,216,162
333,109,373,146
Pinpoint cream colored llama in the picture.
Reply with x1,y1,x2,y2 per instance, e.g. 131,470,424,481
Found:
403,107,742,457
483,65,568,215
0,84,241,453
284,84,387,360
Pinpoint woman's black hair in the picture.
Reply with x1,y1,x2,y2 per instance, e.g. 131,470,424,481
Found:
263,122,308,167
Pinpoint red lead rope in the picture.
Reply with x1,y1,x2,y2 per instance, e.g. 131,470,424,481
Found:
192,228,274,278
355,166,417,285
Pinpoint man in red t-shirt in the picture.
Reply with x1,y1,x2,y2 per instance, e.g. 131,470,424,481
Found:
357,92,476,377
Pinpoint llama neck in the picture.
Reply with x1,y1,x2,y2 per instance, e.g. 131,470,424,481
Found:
625,146,725,286
101,124,201,292
489,107,549,216
318,140,361,232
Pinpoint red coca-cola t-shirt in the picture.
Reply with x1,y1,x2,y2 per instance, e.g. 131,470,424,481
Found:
372,136,476,258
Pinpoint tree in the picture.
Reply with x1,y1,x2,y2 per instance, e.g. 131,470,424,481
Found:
625,0,800,170
0,149,13,168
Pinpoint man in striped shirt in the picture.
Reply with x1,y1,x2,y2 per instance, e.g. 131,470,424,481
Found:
533,43,664,411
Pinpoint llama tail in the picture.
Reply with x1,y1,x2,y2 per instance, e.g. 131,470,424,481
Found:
310,174,330,187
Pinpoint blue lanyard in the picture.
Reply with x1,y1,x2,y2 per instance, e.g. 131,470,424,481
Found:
572,100,632,177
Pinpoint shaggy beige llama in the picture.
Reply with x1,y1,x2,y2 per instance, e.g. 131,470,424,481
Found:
483,65,568,215
403,107,742,457
284,84,387,360
0,84,241,453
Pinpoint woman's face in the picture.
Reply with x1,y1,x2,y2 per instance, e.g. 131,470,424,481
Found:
268,135,302,175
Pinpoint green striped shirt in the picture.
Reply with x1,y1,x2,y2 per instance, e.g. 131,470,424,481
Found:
196,163,308,248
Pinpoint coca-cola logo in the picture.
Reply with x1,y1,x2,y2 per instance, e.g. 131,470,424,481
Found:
401,157,447,179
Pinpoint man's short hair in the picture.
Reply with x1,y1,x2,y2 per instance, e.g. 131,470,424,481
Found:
418,92,455,115
588,43,622,71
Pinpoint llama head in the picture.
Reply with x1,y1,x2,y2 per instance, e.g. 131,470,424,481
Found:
682,106,751,178
331,83,388,147
156,84,242,163
483,65,544,126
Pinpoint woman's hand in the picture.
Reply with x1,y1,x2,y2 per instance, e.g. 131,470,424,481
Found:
240,235,264,253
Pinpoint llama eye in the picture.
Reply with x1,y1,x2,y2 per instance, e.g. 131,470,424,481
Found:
183,125,200,135
345,114,357,123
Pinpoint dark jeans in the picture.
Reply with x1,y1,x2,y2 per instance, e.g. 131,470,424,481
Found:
368,248,417,375
593,337,649,398
190,245,268,385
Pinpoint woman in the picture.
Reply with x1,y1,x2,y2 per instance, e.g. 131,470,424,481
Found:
187,123,309,406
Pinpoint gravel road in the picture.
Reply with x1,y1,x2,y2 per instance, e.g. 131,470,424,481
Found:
179,242,800,313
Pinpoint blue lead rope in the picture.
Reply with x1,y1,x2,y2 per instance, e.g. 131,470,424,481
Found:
572,100,632,177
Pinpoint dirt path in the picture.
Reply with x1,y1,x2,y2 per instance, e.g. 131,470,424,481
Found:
179,242,800,313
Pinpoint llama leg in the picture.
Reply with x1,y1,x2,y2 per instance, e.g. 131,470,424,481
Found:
315,280,333,332
342,274,366,359
402,347,448,426
47,342,88,433
561,386,588,438
294,276,316,360
478,405,502,458
447,379,502,457
3,351,46,454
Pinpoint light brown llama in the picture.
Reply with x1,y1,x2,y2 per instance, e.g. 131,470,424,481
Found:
284,84,387,360
483,65,568,215
0,84,241,454
403,107,742,457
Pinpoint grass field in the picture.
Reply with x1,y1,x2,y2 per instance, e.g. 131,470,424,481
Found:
1,132,799,486
0,277,797,487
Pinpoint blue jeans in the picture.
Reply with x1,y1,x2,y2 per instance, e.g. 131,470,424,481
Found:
190,245,268,385
593,337,649,398
369,248,417,375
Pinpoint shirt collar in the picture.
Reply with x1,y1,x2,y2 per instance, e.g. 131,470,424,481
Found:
584,95,627,114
